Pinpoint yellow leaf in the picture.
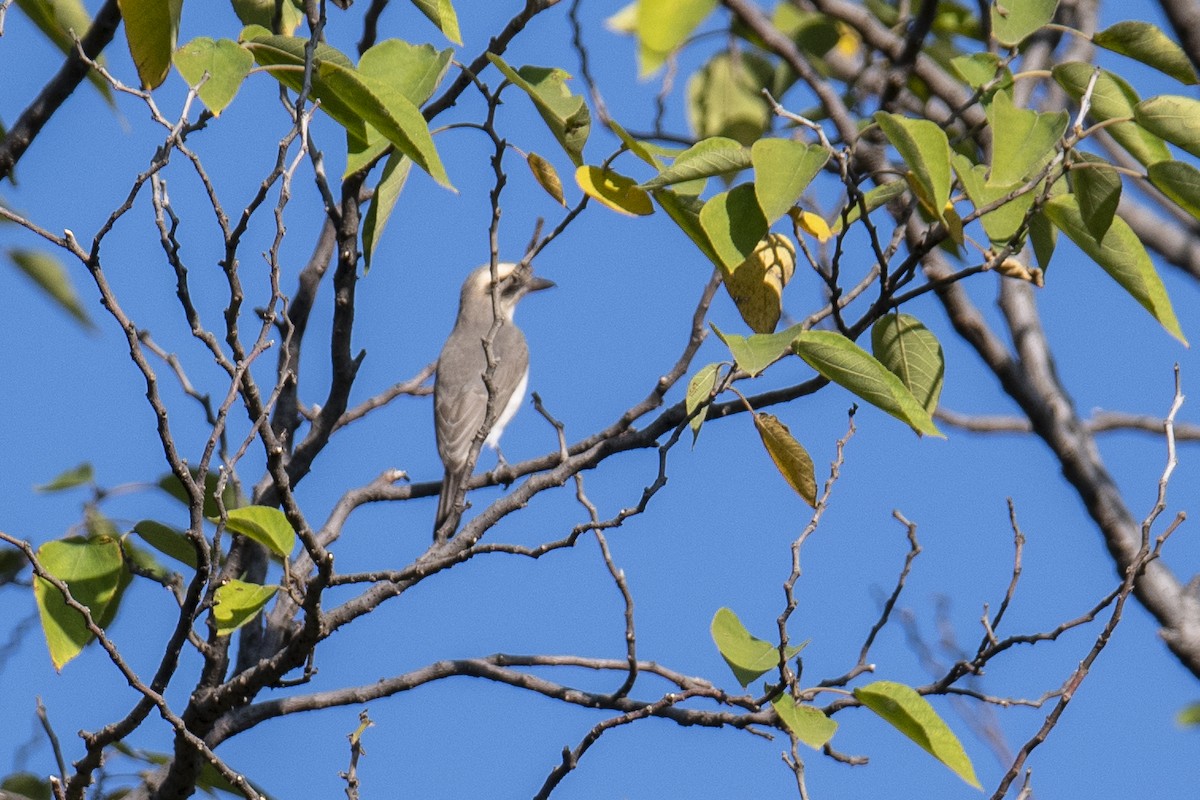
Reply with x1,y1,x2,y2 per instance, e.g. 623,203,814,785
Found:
527,152,566,206
753,413,817,506
942,202,964,245
789,208,833,242
575,165,654,216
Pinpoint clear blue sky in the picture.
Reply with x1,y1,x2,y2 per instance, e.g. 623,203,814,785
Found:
1,1,1197,798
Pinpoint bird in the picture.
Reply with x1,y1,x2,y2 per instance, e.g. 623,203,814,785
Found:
433,261,554,540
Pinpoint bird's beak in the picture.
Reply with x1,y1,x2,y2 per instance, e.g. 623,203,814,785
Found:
525,276,555,293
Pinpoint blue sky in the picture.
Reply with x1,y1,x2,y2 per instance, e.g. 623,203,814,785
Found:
1,1,1198,798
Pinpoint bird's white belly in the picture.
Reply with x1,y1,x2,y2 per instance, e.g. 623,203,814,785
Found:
486,369,528,448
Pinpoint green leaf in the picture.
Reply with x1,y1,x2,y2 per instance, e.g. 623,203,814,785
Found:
753,413,816,506
986,91,1067,186
609,118,661,167
725,233,796,333
710,607,804,687
158,467,242,519
117,0,182,89
711,322,803,377
230,0,304,34
1044,194,1185,343
316,60,452,189
343,40,452,178
131,520,198,569
687,51,773,147
35,462,94,492
241,28,368,143
362,153,412,271
575,166,654,215
526,152,566,206
1029,204,1057,269
639,137,751,191
870,314,944,414
793,330,943,436
1148,161,1200,221
873,112,951,217
685,362,721,444
358,39,454,108
173,37,254,116
212,579,278,636
487,54,591,167
854,681,981,789
952,154,1032,246
14,0,114,103
1052,63,1171,166
699,183,768,272
410,0,462,45
653,188,723,267
752,139,829,224
1135,95,1200,159
636,0,719,76
1178,702,1200,727
772,695,838,749
990,0,1058,48
1094,21,1198,85
950,52,1009,90
121,538,173,583
219,506,296,558
7,248,95,330
33,535,130,670
1,772,53,800
1070,154,1121,240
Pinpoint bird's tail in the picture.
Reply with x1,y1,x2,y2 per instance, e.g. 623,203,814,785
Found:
433,470,463,542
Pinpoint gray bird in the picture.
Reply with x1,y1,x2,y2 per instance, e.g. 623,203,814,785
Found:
433,261,554,539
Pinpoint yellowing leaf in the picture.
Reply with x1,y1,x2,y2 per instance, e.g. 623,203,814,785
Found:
527,152,566,206
712,322,803,377
773,696,838,749
33,536,130,670
117,0,182,89
576,166,654,216
854,681,981,789
212,579,278,636
636,0,719,77
710,607,805,687
753,413,817,506
219,505,296,558
410,0,462,45
173,37,254,116
725,234,796,333
7,248,95,330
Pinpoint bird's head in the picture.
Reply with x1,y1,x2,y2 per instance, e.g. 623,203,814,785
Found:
461,261,555,321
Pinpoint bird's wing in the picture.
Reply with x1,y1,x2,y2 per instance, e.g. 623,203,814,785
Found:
434,381,488,473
